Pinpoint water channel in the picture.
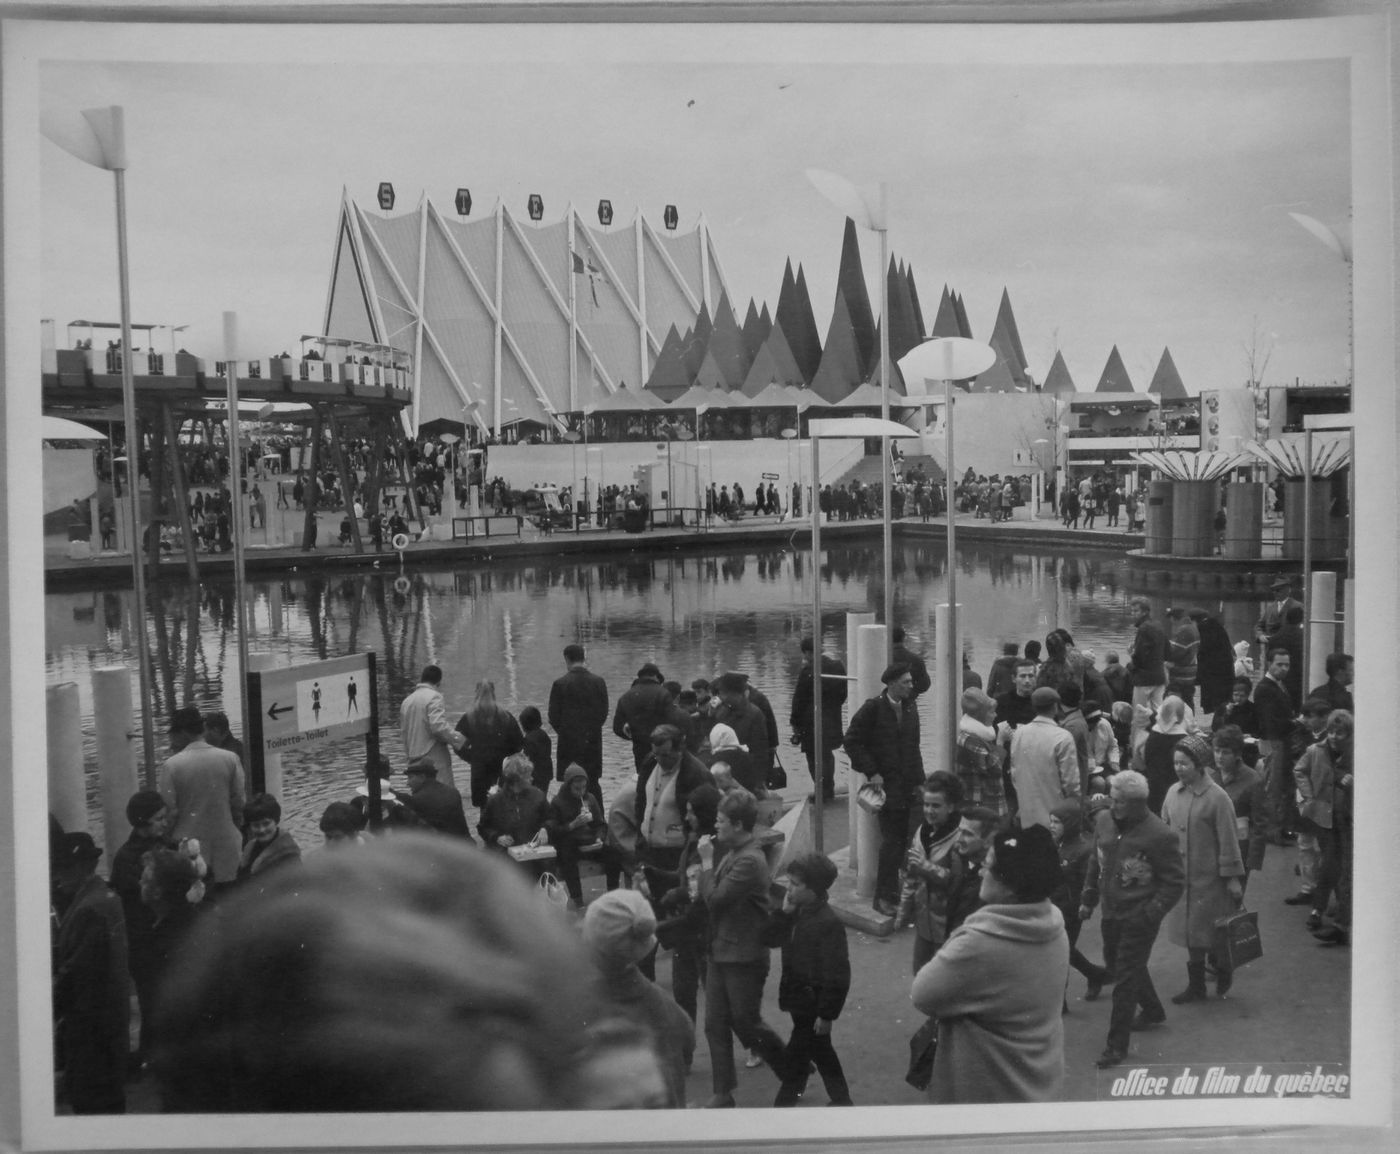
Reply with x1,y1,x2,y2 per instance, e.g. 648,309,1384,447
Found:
45,536,1262,846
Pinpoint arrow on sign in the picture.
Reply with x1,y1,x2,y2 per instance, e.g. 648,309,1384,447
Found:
267,702,294,721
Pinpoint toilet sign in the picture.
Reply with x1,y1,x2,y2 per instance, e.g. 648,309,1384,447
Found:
246,652,380,793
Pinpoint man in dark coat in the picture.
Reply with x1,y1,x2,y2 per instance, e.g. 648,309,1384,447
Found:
1099,650,1133,704
985,643,1021,701
1125,597,1168,717
712,671,775,790
993,659,1038,731
1187,608,1236,714
401,757,473,840
1253,647,1299,844
1309,652,1354,715
1255,575,1303,651
1274,606,1306,712
52,832,130,1114
843,663,923,917
547,644,610,802
613,663,679,772
790,637,848,801
892,627,933,699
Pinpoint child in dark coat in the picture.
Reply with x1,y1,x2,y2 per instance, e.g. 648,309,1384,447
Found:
519,706,554,793
761,853,854,1106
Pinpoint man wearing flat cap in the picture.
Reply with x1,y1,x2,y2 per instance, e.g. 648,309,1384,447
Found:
158,705,245,889
1255,576,1302,651
712,671,776,791
614,663,682,773
52,832,130,1113
1008,687,1080,830
843,662,923,917
401,757,473,840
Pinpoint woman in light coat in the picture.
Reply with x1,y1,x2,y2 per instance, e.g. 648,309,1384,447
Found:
1161,733,1244,1000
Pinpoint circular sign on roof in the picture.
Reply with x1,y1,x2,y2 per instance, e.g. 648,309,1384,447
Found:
455,188,472,216
377,182,395,212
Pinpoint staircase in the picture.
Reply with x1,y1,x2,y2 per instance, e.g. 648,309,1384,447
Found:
830,451,944,490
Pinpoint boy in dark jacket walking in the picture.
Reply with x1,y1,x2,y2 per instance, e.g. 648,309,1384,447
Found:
762,853,854,1106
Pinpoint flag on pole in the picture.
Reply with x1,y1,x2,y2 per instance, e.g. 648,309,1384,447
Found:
41,104,127,171
571,250,604,308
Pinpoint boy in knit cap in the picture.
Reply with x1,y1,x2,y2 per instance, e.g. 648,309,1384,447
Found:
761,853,853,1106
582,889,695,1108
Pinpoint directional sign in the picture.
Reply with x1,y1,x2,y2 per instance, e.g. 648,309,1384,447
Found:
248,653,373,758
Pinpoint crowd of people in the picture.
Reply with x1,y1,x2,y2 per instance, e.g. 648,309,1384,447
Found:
49,574,1354,1113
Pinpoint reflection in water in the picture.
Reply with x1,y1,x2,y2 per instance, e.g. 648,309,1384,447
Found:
46,540,1262,845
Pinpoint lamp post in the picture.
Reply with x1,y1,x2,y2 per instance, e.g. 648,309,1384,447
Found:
809,417,920,851
781,427,798,518
898,337,997,775
807,168,894,661
562,429,581,530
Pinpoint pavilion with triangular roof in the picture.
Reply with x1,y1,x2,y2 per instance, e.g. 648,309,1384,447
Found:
1147,347,1189,402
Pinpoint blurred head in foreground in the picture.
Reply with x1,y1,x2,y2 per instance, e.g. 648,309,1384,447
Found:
154,834,596,1111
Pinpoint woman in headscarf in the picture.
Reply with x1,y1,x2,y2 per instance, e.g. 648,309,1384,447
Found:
1160,733,1245,1001
705,722,760,796
1142,696,1191,814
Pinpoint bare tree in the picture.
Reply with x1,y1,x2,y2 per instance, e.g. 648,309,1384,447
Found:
1243,315,1274,390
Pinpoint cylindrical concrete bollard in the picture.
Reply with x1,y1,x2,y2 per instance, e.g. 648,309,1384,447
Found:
47,682,87,834
930,603,961,778
853,623,887,902
94,666,140,874
248,653,282,802
1308,571,1338,694
1223,482,1264,560
1144,480,1174,555
845,612,875,862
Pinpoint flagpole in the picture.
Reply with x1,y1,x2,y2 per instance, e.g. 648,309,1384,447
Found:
114,162,158,781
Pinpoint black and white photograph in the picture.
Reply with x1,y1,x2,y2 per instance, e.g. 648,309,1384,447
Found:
2,4,1395,1152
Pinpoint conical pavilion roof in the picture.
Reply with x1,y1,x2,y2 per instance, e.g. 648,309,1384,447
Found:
906,263,926,337
1042,349,1077,395
776,262,822,384
1147,347,1188,401
740,322,805,395
705,292,750,389
585,383,666,412
834,218,878,377
682,304,713,381
1095,345,1135,393
929,285,962,338
974,352,1020,394
642,324,694,403
887,256,922,365
809,292,865,403
953,292,973,339
991,288,1029,370
669,383,726,411
740,298,766,364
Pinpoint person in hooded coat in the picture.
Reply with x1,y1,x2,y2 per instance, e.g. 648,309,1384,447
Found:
911,825,1070,1104
1187,608,1236,715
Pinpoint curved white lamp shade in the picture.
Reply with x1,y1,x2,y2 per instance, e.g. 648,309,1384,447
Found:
897,337,998,397
805,168,888,231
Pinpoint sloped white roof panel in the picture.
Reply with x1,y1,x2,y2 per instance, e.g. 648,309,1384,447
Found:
589,226,639,304
361,210,423,310
440,214,499,300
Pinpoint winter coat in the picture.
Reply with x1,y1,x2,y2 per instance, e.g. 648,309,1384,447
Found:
955,715,1008,817
634,750,714,832
53,873,130,1021
911,901,1069,1104
521,727,554,791
843,693,923,810
546,773,606,848
1161,776,1245,949
1008,716,1080,830
1127,620,1168,687
699,837,772,965
790,654,848,752
236,829,302,882
593,963,695,1108
897,817,962,944
713,698,774,786
402,777,471,838
157,739,246,886
455,707,524,780
547,665,609,774
1212,765,1268,872
478,785,548,848
985,656,1020,702
613,679,680,762
1294,738,1352,830
399,681,463,777
1142,730,1185,815
761,900,851,1021
1081,808,1185,926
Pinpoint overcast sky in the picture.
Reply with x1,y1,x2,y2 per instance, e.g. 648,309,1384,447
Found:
37,22,1352,396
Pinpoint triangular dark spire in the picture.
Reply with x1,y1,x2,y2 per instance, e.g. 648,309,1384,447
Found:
740,298,766,365
706,291,750,389
905,263,926,338
1147,346,1188,400
986,288,1028,390
929,285,961,338
809,292,865,403
682,304,713,382
1095,345,1135,393
834,218,878,377
886,256,921,365
792,265,823,383
643,324,695,402
953,292,973,340
1042,349,1077,396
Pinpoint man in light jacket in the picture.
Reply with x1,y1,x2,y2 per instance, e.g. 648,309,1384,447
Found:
1008,687,1080,830
400,664,467,791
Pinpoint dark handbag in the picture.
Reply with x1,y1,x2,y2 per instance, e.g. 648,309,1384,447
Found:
767,751,788,790
1212,906,1262,971
905,1016,938,1090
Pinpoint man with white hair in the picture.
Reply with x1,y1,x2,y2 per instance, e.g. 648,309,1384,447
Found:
1078,769,1185,1069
